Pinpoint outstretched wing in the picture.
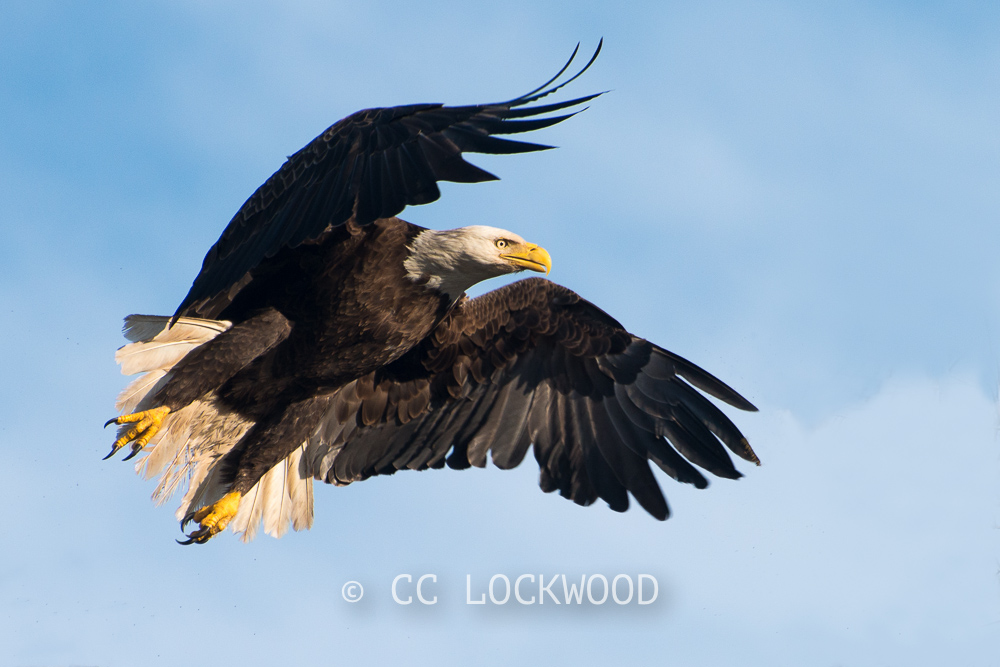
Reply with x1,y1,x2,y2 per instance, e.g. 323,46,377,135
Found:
304,277,759,520
176,42,603,318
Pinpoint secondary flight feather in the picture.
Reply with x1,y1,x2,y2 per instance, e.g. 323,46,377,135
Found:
107,41,760,544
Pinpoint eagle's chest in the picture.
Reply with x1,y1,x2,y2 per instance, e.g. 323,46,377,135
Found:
280,247,451,384
224,218,453,390
303,290,447,379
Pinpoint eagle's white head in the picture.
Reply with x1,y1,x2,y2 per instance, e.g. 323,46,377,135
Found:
404,225,552,300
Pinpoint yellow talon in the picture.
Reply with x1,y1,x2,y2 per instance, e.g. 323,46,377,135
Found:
178,492,242,544
103,406,171,460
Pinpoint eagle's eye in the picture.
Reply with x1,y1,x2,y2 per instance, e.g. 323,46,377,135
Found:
495,239,509,249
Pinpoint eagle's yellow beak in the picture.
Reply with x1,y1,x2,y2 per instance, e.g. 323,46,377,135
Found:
501,243,552,275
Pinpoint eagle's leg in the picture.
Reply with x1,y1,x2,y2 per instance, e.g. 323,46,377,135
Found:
227,395,332,496
175,395,329,544
103,406,172,460
104,308,292,462
178,491,242,545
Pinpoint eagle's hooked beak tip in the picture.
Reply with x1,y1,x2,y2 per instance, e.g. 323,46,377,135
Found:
503,242,552,275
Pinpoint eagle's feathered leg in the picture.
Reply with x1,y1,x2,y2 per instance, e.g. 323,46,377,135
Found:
177,394,331,544
228,395,334,494
104,308,292,460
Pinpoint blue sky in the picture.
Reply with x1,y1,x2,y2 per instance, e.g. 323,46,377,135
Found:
1,1,998,665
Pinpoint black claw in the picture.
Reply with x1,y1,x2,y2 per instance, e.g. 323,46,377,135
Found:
104,417,119,428
177,528,210,545
122,447,141,462
102,446,121,461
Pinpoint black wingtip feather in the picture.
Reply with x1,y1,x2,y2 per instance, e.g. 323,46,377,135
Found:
501,92,605,119
505,39,604,108
513,42,582,102
649,347,759,412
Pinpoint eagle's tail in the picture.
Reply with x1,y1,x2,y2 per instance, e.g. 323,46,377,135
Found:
113,315,314,541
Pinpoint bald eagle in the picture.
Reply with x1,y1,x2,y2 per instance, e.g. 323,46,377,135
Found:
107,43,759,544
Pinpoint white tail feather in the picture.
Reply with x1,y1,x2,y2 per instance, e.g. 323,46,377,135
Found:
287,446,314,532
113,314,315,541
259,457,290,539
121,314,230,343
116,316,231,376
229,444,313,542
116,369,168,414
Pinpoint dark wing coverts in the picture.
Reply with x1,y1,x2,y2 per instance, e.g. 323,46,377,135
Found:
306,278,759,520
177,44,603,318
